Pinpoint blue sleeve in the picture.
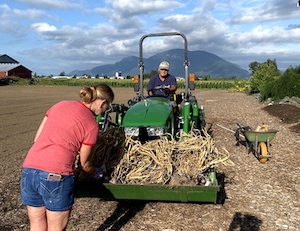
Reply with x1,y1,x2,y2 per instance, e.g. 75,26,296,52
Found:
147,76,155,91
166,75,176,86
170,75,176,86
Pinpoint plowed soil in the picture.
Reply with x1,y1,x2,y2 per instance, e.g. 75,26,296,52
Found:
0,85,299,231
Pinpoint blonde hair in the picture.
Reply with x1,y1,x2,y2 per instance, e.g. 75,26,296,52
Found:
79,84,114,104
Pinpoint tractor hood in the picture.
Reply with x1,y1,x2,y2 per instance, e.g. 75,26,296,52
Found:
122,97,172,127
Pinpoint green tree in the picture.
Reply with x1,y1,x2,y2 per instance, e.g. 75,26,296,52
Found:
144,70,158,79
259,65,300,101
203,75,211,81
60,71,65,76
249,61,260,75
275,66,300,98
249,59,281,94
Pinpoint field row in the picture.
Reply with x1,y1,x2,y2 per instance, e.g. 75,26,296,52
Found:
3,77,249,91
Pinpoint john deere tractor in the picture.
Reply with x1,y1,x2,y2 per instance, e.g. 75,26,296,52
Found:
100,32,205,140
76,32,219,203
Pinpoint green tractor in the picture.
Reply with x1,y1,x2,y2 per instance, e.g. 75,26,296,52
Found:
100,32,206,140
76,32,219,203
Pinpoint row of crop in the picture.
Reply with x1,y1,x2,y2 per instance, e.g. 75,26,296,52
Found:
3,77,249,91
33,78,249,90
194,81,248,90
32,78,134,87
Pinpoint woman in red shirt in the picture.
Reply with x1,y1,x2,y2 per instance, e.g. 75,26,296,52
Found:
21,83,114,231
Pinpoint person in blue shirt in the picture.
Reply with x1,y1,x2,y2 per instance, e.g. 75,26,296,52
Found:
147,61,177,101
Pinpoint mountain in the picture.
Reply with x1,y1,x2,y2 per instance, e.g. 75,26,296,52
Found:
69,49,250,78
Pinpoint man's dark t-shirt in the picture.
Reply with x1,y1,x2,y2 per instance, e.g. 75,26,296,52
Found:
147,74,176,100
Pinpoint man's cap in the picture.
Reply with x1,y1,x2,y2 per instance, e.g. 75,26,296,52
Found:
158,61,170,71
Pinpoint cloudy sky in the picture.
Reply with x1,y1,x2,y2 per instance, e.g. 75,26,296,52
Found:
1,0,300,76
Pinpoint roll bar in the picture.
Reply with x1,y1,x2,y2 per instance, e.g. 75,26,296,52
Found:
138,32,190,99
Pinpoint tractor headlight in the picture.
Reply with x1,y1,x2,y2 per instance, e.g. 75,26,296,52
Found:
146,127,164,137
124,127,139,137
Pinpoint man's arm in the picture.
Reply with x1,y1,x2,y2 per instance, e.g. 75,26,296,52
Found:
169,84,177,93
148,90,154,96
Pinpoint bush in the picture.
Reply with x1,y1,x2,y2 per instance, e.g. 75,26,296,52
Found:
0,77,33,86
249,59,281,94
259,66,300,101
0,78,10,86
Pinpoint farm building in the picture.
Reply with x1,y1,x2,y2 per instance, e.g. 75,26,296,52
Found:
0,54,32,79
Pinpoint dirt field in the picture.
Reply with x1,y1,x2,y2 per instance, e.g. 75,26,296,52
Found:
0,85,299,231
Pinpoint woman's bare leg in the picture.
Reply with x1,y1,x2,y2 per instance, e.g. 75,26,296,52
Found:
27,206,47,231
46,208,72,231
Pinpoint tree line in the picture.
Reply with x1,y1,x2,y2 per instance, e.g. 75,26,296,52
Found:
248,59,300,101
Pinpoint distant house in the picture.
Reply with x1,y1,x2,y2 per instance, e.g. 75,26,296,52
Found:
115,70,124,79
0,54,32,79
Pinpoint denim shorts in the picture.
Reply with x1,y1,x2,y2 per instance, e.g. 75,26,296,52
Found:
20,168,75,211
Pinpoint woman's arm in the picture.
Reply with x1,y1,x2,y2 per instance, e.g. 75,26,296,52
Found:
78,144,95,175
34,116,48,142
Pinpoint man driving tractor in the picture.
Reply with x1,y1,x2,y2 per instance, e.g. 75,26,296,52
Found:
147,61,177,101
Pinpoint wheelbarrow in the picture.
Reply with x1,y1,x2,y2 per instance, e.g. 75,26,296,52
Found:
235,124,278,163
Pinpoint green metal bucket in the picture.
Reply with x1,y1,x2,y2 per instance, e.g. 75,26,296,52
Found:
243,129,278,143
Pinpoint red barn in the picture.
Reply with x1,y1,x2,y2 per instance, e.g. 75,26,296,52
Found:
0,54,32,79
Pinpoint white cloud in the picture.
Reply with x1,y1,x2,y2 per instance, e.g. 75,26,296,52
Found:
225,25,300,49
105,0,184,16
31,22,57,32
0,4,9,11
227,0,300,24
17,0,82,9
0,3,52,37
199,0,216,14
0,3,46,20
94,0,184,30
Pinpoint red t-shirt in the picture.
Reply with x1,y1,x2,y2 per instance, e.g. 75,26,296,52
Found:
23,101,99,175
